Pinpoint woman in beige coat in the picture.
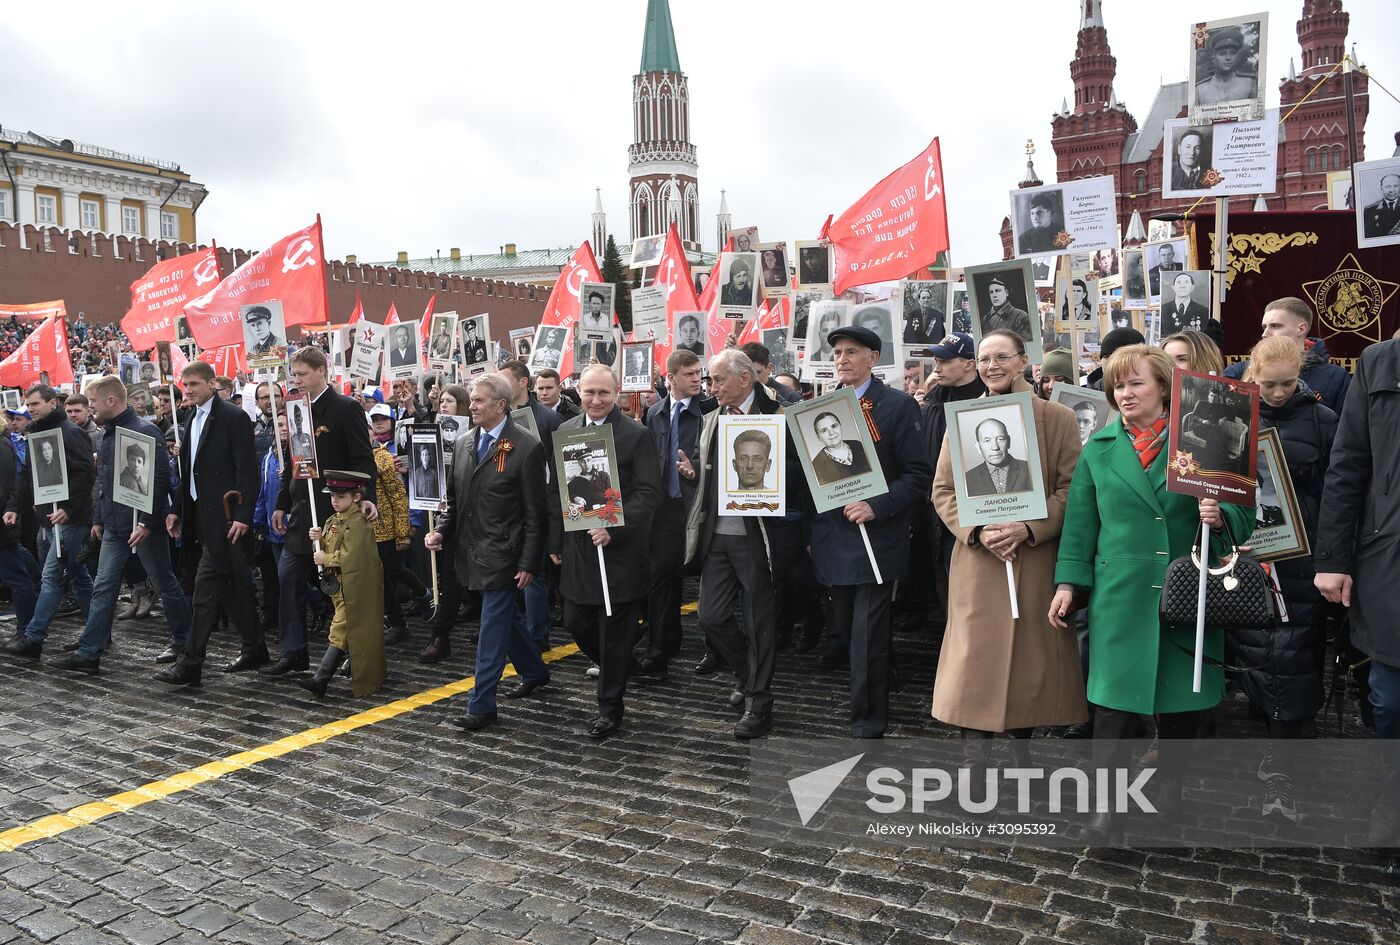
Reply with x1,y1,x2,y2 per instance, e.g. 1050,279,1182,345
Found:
932,330,1088,767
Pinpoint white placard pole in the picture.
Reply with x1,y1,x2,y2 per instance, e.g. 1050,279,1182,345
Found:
858,522,883,585
1005,559,1020,620
428,510,440,610
169,382,181,448
597,544,612,616
1193,521,1210,693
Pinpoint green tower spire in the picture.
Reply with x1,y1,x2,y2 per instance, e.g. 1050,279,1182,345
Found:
639,0,681,74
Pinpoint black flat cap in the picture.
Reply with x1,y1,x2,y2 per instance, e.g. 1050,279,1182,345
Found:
827,325,882,353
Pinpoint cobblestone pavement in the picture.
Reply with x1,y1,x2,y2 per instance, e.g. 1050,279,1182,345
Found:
1,604,1397,945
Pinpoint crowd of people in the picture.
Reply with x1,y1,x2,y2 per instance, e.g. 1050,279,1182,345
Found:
0,314,130,372
0,294,1395,847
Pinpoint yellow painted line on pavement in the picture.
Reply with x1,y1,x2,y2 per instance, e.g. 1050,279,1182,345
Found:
681,602,698,614
0,643,581,853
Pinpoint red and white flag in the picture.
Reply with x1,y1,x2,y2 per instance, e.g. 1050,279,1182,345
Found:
702,238,740,354
121,246,221,351
346,293,364,325
183,217,329,349
197,345,246,378
647,225,699,372
739,294,790,346
821,137,950,295
539,242,605,378
418,294,437,344
0,315,74,387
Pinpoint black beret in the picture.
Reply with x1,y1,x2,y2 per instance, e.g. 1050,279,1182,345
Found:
827,325,882,353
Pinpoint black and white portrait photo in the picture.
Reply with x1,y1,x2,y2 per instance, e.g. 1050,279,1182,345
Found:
962,413,1032,498
806,407,871,487
727,427,775,493
155,342,174,384
1050,386,1111,446
577,282,616,340
966,259,1040,361
851,302,896,368
726,226,759,255
761,328,796,377
407,425,446,511
511,330,533,360
1159,270,1212,335
459,314,490,367
1248,428,1309,561
1189,15,1267,124
717,252,759,319
27,428,68,505
564,442,613,512
901,280,947,348
285,393,318,479
943,392,1049,526
620,341,654,394
139,361,158,386
785,388,888,513
112,426,157,513
673,312,706,358
1122,249,1148,308
410,441,441,502
438,414,463,467
1091,248,1119,280
693,266,712,296
241,302,286,361
385,320,422,378
1177,373,1254,479
803,300,850,366
530,326,567,372
630,234,664,269
1059,276,1098,329
1146,239,1188,298
1032,257,1054,286
950,288,972,334
756,243,789,296
716,415,788,517
795,241,831,288
1170,125,1213,192
427,313,458,366
1014,189,1064,255
1355,157,1400,249
575,331,617,369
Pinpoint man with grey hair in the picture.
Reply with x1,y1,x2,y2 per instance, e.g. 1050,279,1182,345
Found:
684,349,798,739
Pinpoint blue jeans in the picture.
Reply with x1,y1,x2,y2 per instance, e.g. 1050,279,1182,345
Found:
1371,659,1400,808
523,571,549,648
23,524,94,643
75,531,192,660
467,587,549,716
0,543,40,632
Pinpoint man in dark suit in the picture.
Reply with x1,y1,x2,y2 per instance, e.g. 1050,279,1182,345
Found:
963,418,1033,497
388,324,417,370
153,363,261,685
684,349,800,739
1017,192,1061,255
640,348,715,680
1362,173,1400,239
1160,271,1210,334
461,320,488,365
500,360,562,649
1171,129,1208,191
1148,242,1184,296
550,364,661,740
904,286,945,345
809,326,934,739
264,347,378,676
427,373,550,731
533,369,578,420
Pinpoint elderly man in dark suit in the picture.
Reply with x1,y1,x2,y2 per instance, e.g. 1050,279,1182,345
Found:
264,347,378,676
550,364,661,740
154,362,261,686
964,417,1033,497
1160,271,1210,334
427,373,550,731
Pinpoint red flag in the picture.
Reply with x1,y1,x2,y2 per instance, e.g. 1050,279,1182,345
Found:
647,225,699,371
540,242,604,378
385,303,399,325
121,247,221,351
821,137,950,295
0,315,74,387
418,294,437,344
702,238,740,354
739,294,790,345
183,218,329,349
347,292,364,325
198,345,246,378
0,300,67,323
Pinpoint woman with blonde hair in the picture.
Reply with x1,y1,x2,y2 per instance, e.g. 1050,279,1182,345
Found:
1161,329,1224,375
1050,344,1254,843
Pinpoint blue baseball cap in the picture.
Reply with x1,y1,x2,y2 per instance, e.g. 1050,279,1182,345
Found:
921,332,975,360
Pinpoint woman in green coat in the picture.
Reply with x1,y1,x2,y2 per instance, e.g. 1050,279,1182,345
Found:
1050,345,1253,843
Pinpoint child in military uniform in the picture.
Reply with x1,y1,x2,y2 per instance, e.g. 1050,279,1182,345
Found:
301,470,386,698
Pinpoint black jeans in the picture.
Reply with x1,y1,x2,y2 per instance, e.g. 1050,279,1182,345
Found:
378,540,427,628
1092,705,1201,778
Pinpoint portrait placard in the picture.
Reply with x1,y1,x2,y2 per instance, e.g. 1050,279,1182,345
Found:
942,392,1049,527
949,284,973,334
756,242,790,300
629,234,664,270
1353,157,1400,249
119,355,141,386
2,389,20,411
784,387,888,515
790,288,828,350
1145,238,1189,301
509,326,535,361
437,414,466,467
965,258,1042,364
802,299,851,383
726,226,759,254
762,327,797,377
1049,385,1113,446
138,360,160,388
630,285,668,344
716,251,760,321
407,424,445,511
795,241,832,289
383,319,422,380
1032,256,1056,287
1167,368,1260,504
1250,427,1309,563
27,427,69,506
1162,112,1279,198
672,311,707,359
620,340,655,393
426,312,459,371
577,282,616,341
284,391,319,480
528,325,569,373
175,316,198,358
1010,176,1118,259
693,266,713,296
898,280,949,355
333,324,356,379
574,328,618,369
554,424,624,531
241,300,288,375
1090,248,1120,280
1122,248,1149,309
349,322,385,379
458,313,491,373
717,414,786,517
154,342,175,386
112,426,157,514
509,406,538,439
1100,306,1133,336
1057,271,1099,332
1326,169,1353,210
1189,13,1268,126
1159,270,1213,335
849,301,897,370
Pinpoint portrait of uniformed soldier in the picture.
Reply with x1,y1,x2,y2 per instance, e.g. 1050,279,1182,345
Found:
461,318,488,365
566,446,612,511
798,245,829,285
721,257,756,308
903,283,946,345
1362,172,1400,239
1017,190,1063,255
760,248,787,289
412,443,441,501
429,318,455,361
1195,25,1258,107
244,305,283,355
1148,241,1184,296
978,274,1033,343
1161,272,1211,334
1171,126,1211,191
288,403,314,464
963,416,1032,498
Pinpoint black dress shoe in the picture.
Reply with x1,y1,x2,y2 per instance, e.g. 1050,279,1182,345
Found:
735,710,772,740
154,664,201,687
727,689,746,709
634,658,668,682
588,715,621,740
154,646,182,664
54,652,100,675
418,637,451,663
816,648,849,671
258,653,309,676
451,711,497,731
223,649,271,673
694,652,721,676
502,676,550,700
384,624,410,645
3,635,42,658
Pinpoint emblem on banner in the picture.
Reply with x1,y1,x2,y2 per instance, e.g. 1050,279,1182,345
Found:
1303,253,1399,344
193,255,220,286
924,158,941,201
282,237,317,274
1224,231,1319,288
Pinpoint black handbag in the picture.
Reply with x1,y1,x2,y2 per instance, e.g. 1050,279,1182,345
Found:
1159,517,1279,632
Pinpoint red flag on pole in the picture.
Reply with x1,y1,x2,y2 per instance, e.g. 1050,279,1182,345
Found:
739,294,790,345
121,246,221,351
821,137,950,296
0,300,67,323
183,218,329,349
0,315,74,387
418,294,437,344
347,292,364,325
539,242,604,378
197,345,246,378
702,237,739,354
647,225,699,371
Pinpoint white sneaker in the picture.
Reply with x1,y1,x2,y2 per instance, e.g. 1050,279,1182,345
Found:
1261,773,1297,823
586,664,599,678
1256,742,1280,781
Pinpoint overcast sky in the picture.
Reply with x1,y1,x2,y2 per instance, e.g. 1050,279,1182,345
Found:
5,1,1396,270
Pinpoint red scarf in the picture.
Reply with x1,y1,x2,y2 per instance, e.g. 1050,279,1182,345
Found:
1126,415,1168,470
